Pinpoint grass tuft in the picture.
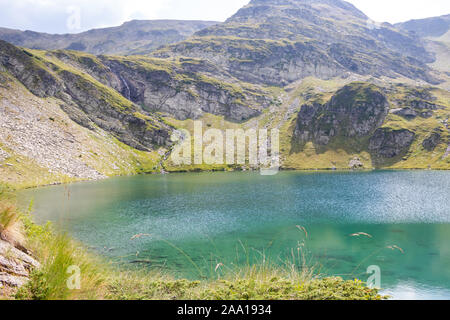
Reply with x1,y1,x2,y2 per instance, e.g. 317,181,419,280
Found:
0,184,25,247
15,220,105,300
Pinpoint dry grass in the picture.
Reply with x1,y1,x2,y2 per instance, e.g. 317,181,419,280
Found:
0,185,25,247
0,204,25,246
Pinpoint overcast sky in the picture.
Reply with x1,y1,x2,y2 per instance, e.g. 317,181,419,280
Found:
0,0,449,34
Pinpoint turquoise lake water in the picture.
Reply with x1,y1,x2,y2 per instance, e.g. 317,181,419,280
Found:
20,171,450,300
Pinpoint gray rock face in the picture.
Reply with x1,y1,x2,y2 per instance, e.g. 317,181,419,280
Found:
422,132,442,151
390,95,444,120
369,128,416,158
391,107,418,119
101,57,270,122
154,0,437,86
294,83,390,145
0,239,40,291
156,39,346,87
0,41,63,98
56,70,171,151
49,51,271,122
408,99,441,110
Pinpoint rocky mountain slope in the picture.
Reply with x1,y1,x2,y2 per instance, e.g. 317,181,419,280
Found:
294,83,391,146
395,14,450,79
0,40,176,187
0,20,218,55
0,41,172,151
0,0,449,188
0,39,276,187
395,14,450,38
49,51,273,121
154,0,438,86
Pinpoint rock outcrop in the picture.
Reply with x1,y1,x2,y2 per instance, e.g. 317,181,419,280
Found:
422,131,442,151
292,81,430,164
390,87,444,120
46,50,272,122
391,107,418,119
0,239,39,294
369,128,416,158
294,82,390,145
349,157,364,169
101,56,271,122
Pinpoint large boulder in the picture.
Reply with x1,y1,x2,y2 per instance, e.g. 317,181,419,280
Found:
391,107,418,119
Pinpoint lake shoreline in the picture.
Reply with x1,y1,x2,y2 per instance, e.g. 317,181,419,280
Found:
9,166,450,191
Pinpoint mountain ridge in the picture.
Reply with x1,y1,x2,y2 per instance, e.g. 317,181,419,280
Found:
395,14,450,38
0,1,449,188
0,20,219,55
154,0,438,86
395,14,450,79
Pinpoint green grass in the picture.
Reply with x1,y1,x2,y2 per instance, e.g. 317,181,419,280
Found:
106,269,383,300
28,49,136,112
15,233,105,300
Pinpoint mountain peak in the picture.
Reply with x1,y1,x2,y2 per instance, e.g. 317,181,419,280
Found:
159,0,435,87
229,0,368,22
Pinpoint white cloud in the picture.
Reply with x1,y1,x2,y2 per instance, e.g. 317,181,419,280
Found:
0,0,168,33
155,0,249,22
346,0,450,24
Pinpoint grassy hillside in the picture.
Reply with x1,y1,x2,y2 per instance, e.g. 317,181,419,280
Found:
0,65,164,189
280,81,450,170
